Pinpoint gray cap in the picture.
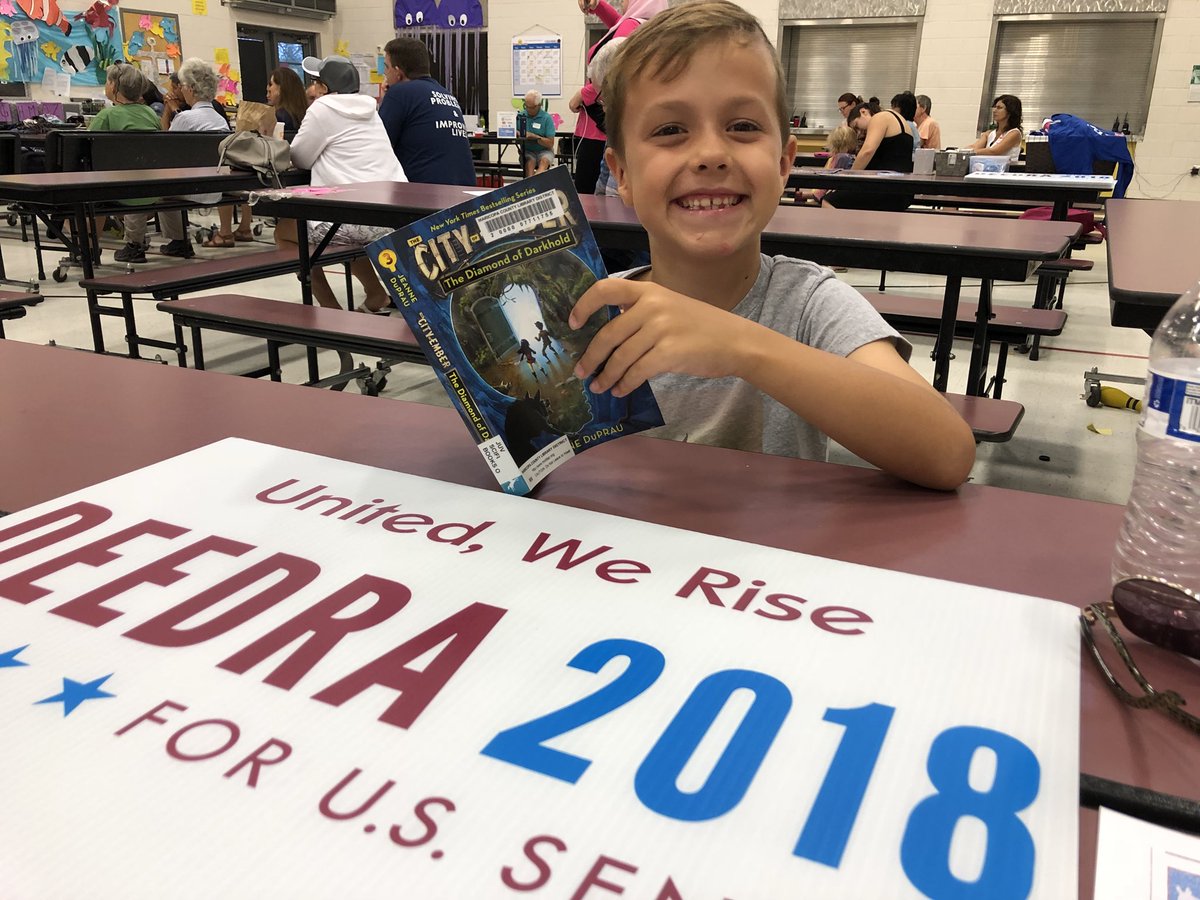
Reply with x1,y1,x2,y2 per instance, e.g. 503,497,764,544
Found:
302,55,359,94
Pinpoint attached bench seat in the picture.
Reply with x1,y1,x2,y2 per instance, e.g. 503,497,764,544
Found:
79,246,363,299
862,291,1066,341
0,289,44,338
862,290,1066,399
944,393,1025,443
77,246,363,361
158,293,426,394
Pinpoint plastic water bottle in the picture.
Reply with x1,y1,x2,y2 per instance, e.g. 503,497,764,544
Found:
1112,281,1200,593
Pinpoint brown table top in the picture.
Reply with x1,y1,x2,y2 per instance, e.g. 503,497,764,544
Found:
0,166,306,206
3,339,1195,895
788,166,1108,208
4,340,1199,894
257,181,1078,282
3,338,1197,821
1106,198,1200,329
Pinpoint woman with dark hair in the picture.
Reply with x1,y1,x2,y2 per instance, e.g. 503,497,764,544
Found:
970,94,1023,160
142,80,165,116
267,66,307,134
836,91,861,120
890,91,921,156
822,100,914,211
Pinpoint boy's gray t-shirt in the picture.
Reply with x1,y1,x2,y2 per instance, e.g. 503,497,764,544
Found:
617,254,911,461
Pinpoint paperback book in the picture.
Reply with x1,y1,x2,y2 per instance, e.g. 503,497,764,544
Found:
367,167,663,495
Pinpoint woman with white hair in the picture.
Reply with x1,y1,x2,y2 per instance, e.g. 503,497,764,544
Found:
170,58,227,133
121,58,230,261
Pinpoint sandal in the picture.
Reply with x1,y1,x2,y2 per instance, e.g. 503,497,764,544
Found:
233,230,254,242
202,232,235,248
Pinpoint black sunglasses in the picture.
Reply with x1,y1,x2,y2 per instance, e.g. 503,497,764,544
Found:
1081,577,1200,734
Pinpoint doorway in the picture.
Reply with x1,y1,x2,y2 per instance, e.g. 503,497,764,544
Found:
236,25,317,104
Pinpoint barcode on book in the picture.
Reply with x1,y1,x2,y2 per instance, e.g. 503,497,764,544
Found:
477,191,564,244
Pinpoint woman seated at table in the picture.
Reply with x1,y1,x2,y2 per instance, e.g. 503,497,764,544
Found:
821,102,914,212
795,125,856,204
277,55,406,315
207,68,307,248
969,94,1023,161
87,63,159,258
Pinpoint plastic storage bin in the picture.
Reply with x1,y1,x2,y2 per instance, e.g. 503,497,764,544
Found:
968,155,1010,174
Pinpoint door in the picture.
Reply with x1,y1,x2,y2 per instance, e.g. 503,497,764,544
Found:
236,25,317,104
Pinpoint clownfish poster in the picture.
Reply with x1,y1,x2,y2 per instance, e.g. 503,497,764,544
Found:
0,0,123,85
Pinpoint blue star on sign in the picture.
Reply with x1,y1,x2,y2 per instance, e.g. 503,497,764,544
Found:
35,675,116,716
0,645,30,669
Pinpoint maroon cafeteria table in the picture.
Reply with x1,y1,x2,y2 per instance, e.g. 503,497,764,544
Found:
1106,198,1200,330
257,181,1079,395
1,340,1196,897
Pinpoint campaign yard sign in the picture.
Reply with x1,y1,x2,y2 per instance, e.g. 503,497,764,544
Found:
0,439,1080,898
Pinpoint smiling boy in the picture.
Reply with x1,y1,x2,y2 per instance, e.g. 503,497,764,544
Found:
568,0,975,490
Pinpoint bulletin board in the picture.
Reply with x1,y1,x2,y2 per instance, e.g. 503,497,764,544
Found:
119,7,180,90
0,0,125,87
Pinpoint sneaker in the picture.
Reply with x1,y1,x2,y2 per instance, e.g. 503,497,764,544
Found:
113,242,146,263
160,239,195,259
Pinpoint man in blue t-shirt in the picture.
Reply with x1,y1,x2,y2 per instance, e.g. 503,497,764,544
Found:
379,37,476,185
519,90,557,178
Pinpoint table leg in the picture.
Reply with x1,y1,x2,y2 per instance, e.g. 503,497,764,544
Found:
932,275,961,393
295,216,319,384
966,279,994,397
74,204,105,354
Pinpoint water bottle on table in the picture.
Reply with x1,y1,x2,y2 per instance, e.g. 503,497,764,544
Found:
1112,280,1200,597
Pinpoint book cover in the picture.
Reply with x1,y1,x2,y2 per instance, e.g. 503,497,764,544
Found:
367,166,663,496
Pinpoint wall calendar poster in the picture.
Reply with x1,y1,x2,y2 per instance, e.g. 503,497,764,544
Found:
512,33,560,98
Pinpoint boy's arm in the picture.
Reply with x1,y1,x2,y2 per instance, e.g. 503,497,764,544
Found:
570,279,976,490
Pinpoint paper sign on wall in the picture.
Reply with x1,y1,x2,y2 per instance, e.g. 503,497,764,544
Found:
0,439,1081,898
512,33,561,98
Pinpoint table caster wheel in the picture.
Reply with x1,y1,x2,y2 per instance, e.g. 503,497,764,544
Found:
253,223,264,236
1085,383,1102,408
52,266,69,283
5,214,15,226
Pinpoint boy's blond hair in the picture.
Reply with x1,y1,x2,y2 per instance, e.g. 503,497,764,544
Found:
604,0,790,154
827,125,857,154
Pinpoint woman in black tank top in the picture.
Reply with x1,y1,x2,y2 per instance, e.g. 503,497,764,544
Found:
822,103,915,212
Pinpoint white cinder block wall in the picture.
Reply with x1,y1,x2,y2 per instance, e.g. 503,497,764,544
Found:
18,0,1200,200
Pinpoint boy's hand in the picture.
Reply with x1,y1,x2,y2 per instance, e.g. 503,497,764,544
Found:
569,279,750,397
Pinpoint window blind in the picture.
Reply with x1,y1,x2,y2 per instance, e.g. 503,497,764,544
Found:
983,18,1159,135
781,22,920,130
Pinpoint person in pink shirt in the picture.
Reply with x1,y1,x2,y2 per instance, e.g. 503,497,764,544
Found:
569,0,666,194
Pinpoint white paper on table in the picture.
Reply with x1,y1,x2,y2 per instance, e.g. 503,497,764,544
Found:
1095,806,1200,899
0,438,1082,898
